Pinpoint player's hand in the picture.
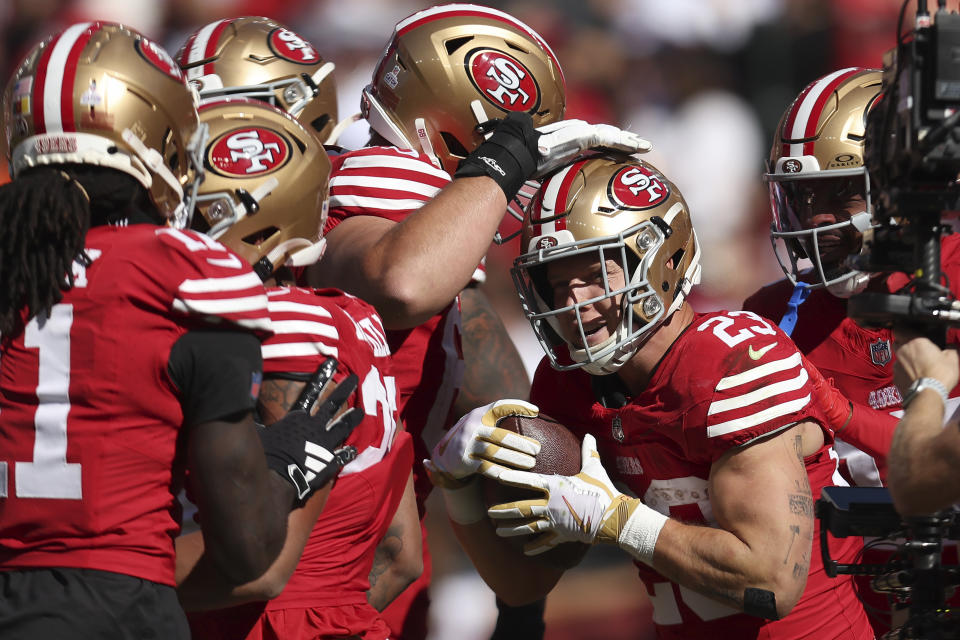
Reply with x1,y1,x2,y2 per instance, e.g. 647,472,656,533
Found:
893,330,959,396
425,399,541,490
259,359,364,505
535,120,652,176
485,433,666,561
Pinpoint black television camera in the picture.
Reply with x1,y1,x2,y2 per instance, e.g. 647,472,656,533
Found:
817,486,960,639
848,0,960,335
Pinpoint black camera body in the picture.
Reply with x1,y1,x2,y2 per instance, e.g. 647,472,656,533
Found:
817,486,960,639
848,4,960,334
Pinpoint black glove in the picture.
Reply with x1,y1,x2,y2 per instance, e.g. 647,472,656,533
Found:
259,359,363,505
454,112,540,201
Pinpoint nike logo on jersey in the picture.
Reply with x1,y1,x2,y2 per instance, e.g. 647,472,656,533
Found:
747,342,777,361
563,496,591,533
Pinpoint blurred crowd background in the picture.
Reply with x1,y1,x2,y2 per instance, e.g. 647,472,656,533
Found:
0,0,913,638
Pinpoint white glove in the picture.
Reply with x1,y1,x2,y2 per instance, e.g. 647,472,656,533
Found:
425,399,542,525
426,399,541,486
535,120,652,177
485,433,667,563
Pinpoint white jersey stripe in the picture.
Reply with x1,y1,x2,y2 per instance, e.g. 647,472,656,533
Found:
330,175,443,198
261,341,338,359
707,395,811,439
330,195,430,211
172,294,269,315
178,271,264,293
708,368,809,416
715,352,802,391
231,317,273,332
43,23,92,134
340,154,452,179
270,319,338,340
266,300,333,318
787,67,857,157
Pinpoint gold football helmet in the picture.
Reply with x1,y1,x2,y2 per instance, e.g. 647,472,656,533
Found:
194,98,331,277
512,155,702,375
3,21,204,227
363,3,566,176
178,17,338,144
765,67,881,297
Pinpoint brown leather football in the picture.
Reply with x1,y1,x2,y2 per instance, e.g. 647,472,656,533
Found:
481,412,590,570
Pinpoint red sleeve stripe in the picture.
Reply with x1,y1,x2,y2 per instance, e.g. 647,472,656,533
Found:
262,341,338,360
708,368,809,416
707,395,810,439
331,175,444,198
715,352,802,391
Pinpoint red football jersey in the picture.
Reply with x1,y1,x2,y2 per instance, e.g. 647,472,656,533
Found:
325,146,477,512
743,233,960,486
188,286,408,639
0,225,271,586
531,311,872,640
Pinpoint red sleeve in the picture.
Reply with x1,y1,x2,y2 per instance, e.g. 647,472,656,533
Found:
325,146,451,232
155,228,272,337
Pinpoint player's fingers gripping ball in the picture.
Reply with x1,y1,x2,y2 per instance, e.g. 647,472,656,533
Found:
427,399,541,489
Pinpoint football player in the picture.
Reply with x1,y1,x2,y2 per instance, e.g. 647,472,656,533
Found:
429,155,875,639
741,67,960,634
178,6,651,638
0,23,354,640
174,98,421,640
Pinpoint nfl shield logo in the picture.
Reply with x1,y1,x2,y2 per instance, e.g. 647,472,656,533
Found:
612,415,625,442
870,339,892,366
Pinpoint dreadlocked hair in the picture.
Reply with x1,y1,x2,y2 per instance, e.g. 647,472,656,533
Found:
0,166,91,336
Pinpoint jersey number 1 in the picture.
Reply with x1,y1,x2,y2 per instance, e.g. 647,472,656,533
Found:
1,304,82,500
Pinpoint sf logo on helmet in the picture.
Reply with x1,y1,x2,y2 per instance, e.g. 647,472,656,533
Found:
467,49,539,112
209,128,290,176
608,166,670,210
136,37,185,81
269,28,317,64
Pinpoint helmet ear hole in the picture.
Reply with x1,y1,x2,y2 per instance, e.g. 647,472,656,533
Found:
440,132,470,158
445,36,473,55
242,226,280,247
310,115,331,135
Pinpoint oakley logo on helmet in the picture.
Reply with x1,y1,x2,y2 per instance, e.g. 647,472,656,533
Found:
782,159,802,173
268,28,317,64
209,128,290,176
609,166,669,210
468,49,539,112
136,37,185,82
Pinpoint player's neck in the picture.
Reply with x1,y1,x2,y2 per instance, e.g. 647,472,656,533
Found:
617,303,695,394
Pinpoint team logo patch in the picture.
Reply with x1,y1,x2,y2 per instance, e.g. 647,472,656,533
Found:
611,415,625,442
536,236,558,250
466,48,539,112
608,165,670,210
782,159,802,173
208,127,291,176
870,338,892,366
267,28,318,64
136,37,185,82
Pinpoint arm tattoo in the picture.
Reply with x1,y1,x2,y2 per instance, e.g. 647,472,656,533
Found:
456,286,529,413
788,493,814,517
783,525,800,563
257,378,305,425
366,524,404,610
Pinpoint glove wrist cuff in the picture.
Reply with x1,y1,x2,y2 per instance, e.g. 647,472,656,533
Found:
441,477,486,525
616,501,668,565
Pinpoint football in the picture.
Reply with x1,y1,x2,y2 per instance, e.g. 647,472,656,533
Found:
482,412,590,570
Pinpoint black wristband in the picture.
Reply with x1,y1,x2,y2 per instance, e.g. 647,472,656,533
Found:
743,587,779,620
454,112,540,200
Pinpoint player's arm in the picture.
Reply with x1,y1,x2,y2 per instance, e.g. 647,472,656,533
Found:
455,285,531,414
313,178,507,330
178,331,294,585
367,470,424,611
648,422,819,618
